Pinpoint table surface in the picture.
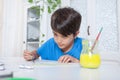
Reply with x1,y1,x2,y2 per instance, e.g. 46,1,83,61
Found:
0,57,120,80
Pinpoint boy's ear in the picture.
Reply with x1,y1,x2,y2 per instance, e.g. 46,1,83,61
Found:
76,31,79,35
74,31,79,38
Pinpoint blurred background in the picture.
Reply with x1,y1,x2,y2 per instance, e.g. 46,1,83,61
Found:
0,0,120,61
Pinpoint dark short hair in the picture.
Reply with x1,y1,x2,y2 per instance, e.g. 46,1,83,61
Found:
51,7,82,36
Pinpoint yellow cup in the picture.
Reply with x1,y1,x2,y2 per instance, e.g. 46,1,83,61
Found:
80,53,101,68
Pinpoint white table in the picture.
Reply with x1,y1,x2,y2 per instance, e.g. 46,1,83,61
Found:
0,57,120,80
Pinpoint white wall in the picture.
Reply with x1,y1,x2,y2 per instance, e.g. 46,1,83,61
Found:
117,0,120,53
0,0,3,55
1,0,24,57
117,0,120,61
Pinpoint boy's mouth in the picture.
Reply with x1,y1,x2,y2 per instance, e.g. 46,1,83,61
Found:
58,44,64,47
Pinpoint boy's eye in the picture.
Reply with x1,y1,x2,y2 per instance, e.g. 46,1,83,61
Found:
61,35,66,38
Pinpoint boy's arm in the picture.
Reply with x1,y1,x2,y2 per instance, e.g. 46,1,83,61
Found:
24,50,39,61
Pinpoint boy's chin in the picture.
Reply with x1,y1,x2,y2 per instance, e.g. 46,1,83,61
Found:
58,45,65,49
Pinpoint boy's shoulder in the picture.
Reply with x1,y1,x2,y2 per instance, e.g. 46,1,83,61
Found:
47,38,54,42
41,38,56,47
45,38,55,44
74,37,83,46
75,37,83,41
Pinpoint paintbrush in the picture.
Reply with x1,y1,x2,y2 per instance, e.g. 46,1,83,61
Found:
91,27,103,52
31,55,36,63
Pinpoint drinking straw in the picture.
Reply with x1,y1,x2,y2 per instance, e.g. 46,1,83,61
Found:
91,27,103,51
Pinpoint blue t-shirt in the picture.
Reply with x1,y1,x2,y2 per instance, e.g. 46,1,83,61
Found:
37,37,82,61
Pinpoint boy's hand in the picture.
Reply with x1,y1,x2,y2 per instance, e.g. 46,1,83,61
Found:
58,55,79,63
23,50,33,61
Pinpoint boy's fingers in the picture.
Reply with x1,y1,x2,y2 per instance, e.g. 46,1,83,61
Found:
24,55,33,61
64,58,71,63
24,50,30,53
24,53,30,56
58,55,72,63
58,56,63,62
58,56,69,63
23,50,33,61
63,57,71,63
62,57,68,63
24,50,31,55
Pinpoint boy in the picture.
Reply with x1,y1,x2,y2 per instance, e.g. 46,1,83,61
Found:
24,7,82,63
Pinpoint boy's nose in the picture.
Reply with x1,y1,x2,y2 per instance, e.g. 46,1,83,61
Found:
57,37,63,43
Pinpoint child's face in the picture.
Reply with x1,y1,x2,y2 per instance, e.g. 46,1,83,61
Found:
53,31,75,52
